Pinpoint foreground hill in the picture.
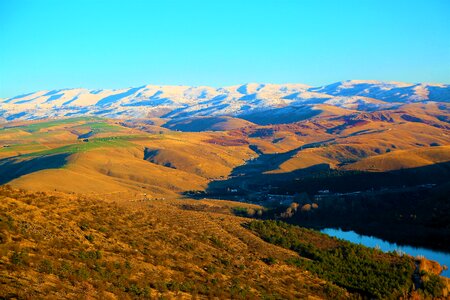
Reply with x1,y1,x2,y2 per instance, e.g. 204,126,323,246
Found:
1,186,447,299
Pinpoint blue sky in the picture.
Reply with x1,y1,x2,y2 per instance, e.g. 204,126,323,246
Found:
0,0,449,97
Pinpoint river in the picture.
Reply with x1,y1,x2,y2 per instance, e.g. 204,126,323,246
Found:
321,228,450,278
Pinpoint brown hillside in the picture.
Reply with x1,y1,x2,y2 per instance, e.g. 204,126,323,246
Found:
0,186,343,299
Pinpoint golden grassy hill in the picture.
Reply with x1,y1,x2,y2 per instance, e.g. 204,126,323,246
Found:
0,104,449,199
0,118,254,198
250,108,450,174
1,186,447,299
344,146,450,171
0,186,345,299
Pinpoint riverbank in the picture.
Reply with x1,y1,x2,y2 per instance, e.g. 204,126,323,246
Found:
320,228,450,278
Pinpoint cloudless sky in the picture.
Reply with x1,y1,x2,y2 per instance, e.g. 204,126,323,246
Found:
0,0,449,97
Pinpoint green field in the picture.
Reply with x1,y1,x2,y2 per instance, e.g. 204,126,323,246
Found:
2,117,99,133
0,143,49,154
72,121,123,135
0,118,148,158
22,136,139,157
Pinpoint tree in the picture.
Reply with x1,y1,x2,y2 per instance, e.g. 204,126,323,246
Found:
301,204,312,212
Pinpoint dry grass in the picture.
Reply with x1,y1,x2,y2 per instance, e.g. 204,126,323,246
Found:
1,106,449,198
0,186,345,299
344,146,450,171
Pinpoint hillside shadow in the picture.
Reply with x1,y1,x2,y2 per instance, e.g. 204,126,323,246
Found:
96,86,144,106
206,139,336,196
238,105,322,125
0,153,70,184
220,138,337,180
206,142,450,196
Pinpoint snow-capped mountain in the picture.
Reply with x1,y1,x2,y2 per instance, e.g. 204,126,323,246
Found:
1,81,449,122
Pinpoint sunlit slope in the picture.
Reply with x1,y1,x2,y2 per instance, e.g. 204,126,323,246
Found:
137,133,254,179
268,122,450,174
9,146,208,198
0,117,130,158
0,187,342,299
344,146,450,171
1,104,449,198
1,187,446,299
0,118,254,197
243,107,450,174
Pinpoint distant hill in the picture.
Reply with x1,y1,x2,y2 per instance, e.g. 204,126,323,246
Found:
0,103,448,198
163,116,255,132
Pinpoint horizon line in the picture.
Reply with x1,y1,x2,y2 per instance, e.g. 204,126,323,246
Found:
2,79,449,99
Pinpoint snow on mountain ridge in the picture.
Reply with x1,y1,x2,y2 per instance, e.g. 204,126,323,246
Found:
1,81,448,122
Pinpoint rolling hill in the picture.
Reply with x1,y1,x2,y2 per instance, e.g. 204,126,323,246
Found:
0,97,449,198
1,186,448,299
0,81,449,299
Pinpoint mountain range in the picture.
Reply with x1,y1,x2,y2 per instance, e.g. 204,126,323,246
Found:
1,80,449,124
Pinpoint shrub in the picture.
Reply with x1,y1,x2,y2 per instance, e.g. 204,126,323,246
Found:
79,222,89,231
422,273,445,297
77,250,102,260
232,207,249,216
10,250,28,266
126,284,149,296
76,267,90,280
85,234,94,242
209,235,224,248
124,260,132,269
262,257,277,265
301,204,312,212
38,259,54,274
57,261,74,278
280,207,294,218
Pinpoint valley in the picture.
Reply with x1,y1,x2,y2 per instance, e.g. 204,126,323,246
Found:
3,0,450,297
1,81,450,298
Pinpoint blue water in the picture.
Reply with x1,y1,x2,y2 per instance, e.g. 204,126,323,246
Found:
321,228,450,278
